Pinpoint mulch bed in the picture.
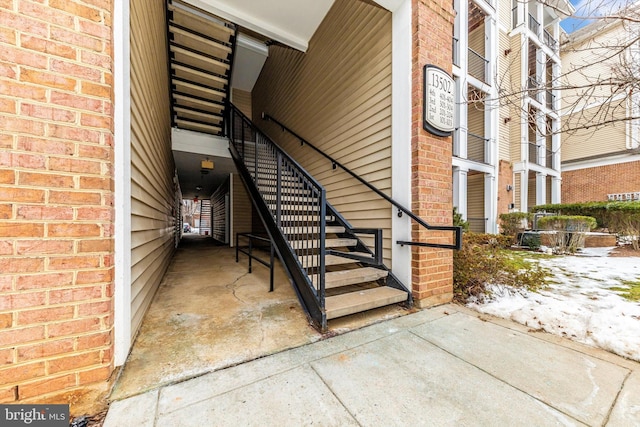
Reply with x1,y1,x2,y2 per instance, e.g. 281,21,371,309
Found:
609,244,640,257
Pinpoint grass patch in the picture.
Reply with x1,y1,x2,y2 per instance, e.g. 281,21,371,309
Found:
609,279,640,302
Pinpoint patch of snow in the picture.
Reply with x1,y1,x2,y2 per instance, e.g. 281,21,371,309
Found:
469,251,640,362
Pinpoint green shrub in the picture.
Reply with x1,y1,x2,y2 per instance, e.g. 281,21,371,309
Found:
519,232,541,250
533,201,640,251
453,232,550,303
532,201,640,230
537,215,597,253
453,207,469,232
499,212,533,244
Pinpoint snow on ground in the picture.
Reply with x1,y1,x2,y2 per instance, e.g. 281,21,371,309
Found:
469,247,640,362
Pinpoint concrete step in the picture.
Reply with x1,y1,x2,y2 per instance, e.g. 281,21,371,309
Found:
325,287,407,320
299,252,372,268
290,238,357,250
312,267,388,289
282,226,345,234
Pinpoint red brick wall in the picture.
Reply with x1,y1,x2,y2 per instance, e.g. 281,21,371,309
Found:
562,160,640,203
411,0,455,307
0,0,114,408
497,160,514,222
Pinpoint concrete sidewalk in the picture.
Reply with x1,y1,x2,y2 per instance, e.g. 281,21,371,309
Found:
104,305,640,426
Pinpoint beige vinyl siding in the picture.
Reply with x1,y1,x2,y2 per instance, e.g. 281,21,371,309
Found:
232,88,252,120
211,179,228,243
562,102,627,161
527,173,537,208
468,26,485,59
499,0,512,27
467,173,485,233
130,0,176,336
467,90,485,163
232,174,252,243
561,23,626,110
253,0,393,265
561,22,630,160
508,35,524,163
498,31,512,161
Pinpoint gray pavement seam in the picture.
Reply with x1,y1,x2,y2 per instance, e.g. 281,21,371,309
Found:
405,328,588,426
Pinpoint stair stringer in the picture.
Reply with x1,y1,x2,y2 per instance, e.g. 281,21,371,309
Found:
324,202,413,302
228,144,327,329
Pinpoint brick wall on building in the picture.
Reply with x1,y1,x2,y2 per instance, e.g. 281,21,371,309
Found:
0,0,115,410
497,160,514,230
562,160,640,203
411,0,455,307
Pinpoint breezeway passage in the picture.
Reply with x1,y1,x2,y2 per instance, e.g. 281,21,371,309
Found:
110,234,408,400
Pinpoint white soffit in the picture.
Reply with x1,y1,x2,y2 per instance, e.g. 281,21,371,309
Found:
171,128,231,158
231,33,269,91
372,0,405,12
184,0,334,52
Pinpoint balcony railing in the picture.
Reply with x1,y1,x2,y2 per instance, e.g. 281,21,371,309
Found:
528,142,554,168
545,89,555,109
453,37,459,67
468,48,488,83
546,147,554,169
512,6,518,28
467,132,489,164
543,29,558,51
527,75,540,101
528,13,540,37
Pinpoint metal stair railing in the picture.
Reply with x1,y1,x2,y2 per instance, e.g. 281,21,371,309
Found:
227,104,327,328
261,113,462,250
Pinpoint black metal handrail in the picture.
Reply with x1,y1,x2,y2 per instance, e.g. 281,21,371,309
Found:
543,29,558,51
228,104,327,326
468,47,488,84
235,233,275,292
262,113,462,250
528,13,540,36
467,132,489,164
545,89,555,109
528,75,540,101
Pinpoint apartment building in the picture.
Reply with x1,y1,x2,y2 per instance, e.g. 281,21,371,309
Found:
0,0,461,408
560,16,640,202
452,0,573,232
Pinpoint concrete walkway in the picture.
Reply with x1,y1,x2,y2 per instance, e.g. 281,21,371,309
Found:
104,304,640,426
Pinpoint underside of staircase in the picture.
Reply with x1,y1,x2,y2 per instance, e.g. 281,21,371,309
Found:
228,105,411,330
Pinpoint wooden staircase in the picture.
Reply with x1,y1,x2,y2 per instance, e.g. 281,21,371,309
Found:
239,136,410,325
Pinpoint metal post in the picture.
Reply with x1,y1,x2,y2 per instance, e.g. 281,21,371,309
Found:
269,243,274,292
248,237,252,273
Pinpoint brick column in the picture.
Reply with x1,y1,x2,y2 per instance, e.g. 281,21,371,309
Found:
0,0,115,409
411,0,455,307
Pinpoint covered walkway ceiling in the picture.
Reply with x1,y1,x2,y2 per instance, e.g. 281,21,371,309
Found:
184,0,335,52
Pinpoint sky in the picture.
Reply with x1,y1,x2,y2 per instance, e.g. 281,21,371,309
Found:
560,0,631,33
